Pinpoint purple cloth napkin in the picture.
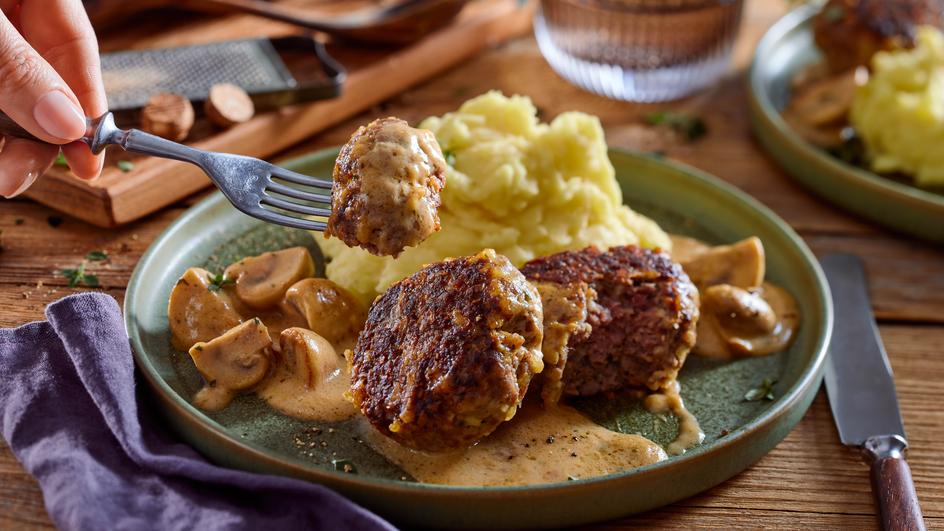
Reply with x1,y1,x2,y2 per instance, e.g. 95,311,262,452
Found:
0,293,394,531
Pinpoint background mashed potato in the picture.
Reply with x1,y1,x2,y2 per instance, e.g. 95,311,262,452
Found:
319,91,670,302
851,26,944,187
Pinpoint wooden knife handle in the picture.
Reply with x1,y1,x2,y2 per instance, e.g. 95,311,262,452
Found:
866,436,926,531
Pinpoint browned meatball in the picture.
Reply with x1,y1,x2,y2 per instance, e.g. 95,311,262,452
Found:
349,249,544,452
325,117,447,257
521,246,698,396
813,0,943,72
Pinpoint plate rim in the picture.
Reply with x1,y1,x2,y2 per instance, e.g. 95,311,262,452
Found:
125,146,833,498
747,5,944,212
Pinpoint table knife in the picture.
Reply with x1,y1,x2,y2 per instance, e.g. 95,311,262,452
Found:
821,253,925,531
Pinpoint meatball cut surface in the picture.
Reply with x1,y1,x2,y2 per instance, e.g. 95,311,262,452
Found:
349,249,544,452
521,246,698,396
326,117,447,257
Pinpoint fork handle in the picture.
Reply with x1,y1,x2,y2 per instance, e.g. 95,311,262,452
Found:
94,115,207,166
0,111,207,169
0,112,42,142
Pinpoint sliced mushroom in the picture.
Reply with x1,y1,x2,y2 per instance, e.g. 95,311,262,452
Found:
224,247,315,309
279,328,343,389
189,318,273,411
692,314,733,360
281,278,367,346
702,284,777,336
782,112,846,149
681,237,765,289
168,267,243,351
725,283,799,357
669,235,713,263
693,283,799,359
786,69,857,127
189,318,273,390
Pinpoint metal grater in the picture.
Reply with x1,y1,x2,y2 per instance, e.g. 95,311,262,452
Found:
101,37,344,112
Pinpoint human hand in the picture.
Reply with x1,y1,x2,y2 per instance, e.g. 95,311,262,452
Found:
0,0,106,198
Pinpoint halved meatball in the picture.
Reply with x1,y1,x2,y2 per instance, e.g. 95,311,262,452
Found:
521,246,698,396
349,249,544,452
326,117,447,257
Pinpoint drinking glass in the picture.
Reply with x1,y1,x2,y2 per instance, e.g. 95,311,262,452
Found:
534,0,745,102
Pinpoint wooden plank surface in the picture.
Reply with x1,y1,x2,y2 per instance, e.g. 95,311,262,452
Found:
3,0,944,529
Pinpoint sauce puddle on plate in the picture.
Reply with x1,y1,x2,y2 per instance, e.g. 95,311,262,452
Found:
358,399,668,486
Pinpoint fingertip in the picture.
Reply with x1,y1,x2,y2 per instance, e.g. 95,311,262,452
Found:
62,142,103,180
33,90,88,142
0,138,57,198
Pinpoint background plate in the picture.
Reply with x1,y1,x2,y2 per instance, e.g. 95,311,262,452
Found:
748,5,944,243
125,147,832,529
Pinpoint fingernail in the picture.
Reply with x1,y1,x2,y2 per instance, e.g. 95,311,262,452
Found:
1,170,39,199
33,91,86,140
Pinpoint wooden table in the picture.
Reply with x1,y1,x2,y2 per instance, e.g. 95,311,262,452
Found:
2,1,942,529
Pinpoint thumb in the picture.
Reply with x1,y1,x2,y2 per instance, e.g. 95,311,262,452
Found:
0,11,87,144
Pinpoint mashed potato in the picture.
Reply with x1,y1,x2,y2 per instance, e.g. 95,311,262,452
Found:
319,92,670,302
851,26,944,187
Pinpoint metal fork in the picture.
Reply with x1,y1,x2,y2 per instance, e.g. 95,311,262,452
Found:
0,112,331,231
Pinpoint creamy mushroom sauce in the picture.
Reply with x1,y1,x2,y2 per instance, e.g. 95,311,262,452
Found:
257,329,356,422
169,237,800,486
168,247,362,420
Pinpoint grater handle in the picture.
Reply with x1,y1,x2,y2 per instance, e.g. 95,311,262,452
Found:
0,112,43,143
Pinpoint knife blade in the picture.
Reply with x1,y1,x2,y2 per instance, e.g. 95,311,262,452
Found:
821,253,925,531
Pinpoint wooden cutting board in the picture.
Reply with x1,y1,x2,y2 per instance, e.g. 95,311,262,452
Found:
25,0,534,227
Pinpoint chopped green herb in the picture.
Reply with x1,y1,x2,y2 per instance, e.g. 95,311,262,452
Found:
744,378,777,402
194,345,203,351
86,250,108,261
206,272,233,292
61,261,100,288
332,459,357,474
14,218,24,226
54,152,68,167
644,111,708,142
117,160,134,172
443,149,456,166
47,216,63,228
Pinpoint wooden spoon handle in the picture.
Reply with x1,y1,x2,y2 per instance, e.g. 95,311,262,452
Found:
869,449,925,530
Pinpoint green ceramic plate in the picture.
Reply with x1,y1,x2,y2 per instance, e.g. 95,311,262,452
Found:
125,147,832,529
748,5,944,243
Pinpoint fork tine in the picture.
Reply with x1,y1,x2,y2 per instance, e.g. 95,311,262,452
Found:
255,209,328,231
269,165,333,190
265,181,332,204
260,195,332,217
